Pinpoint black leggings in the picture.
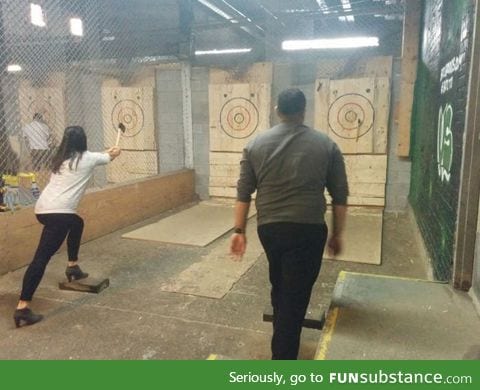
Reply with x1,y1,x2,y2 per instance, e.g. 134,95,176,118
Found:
20,213,84,301
258,222,328,360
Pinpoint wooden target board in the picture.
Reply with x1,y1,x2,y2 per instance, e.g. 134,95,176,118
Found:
209,82,271,199
209,83,270,152
102,87,157,183
315,77,390,207
18,86,66,142
315,77,390,154
102,87,156,151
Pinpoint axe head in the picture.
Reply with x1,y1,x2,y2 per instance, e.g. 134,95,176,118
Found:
118,123,126,133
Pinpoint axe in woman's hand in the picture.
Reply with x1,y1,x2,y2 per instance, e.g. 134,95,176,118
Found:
115,123,126,147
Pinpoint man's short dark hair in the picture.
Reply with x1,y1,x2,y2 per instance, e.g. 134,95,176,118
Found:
277,88,306,116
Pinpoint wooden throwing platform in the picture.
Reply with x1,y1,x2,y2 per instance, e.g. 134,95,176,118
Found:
263,305,326,330
315,271,480,360
59,278,109,294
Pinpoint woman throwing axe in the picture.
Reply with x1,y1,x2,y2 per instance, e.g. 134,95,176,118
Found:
14,125,121,328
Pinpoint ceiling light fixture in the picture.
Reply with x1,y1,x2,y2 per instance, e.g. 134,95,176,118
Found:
7,64,22,72
70,18,83,36
195,48,252,55
316,0,330,14
30,3,46,27
282,36,379,50
339,0,355,22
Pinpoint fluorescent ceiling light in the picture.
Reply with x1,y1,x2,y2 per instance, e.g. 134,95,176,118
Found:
195,48,252,55
339,15,355,22
316,0,329,13
70,18,83,36
197,0,233,20
7,64,22,72
282,37,379,50
30,3,46,27
339,0,355,22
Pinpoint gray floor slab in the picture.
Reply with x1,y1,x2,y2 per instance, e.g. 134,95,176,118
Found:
315,272,480,360
1,208,462,360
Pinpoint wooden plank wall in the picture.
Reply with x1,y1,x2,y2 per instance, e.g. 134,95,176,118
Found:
314,67,391,207
18,82,66,143
101,86,158,183
209,62,272,199
0,170,195,275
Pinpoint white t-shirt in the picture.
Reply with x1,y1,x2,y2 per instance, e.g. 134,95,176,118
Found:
35,151,111,214
22,120,51,150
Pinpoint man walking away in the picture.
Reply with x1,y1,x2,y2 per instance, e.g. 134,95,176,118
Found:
230,88,349,360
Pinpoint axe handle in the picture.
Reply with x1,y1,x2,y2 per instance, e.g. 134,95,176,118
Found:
115,128,121,147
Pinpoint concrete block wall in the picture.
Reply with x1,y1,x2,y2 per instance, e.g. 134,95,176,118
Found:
191,67,210,200
156,68,185,174
385,59,411,212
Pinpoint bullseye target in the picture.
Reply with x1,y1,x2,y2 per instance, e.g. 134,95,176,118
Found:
220,97,259,139
111,99,145,137
328,93,374,139
27,98,56,129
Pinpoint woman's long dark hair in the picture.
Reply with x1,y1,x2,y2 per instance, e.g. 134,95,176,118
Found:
51,126,87,173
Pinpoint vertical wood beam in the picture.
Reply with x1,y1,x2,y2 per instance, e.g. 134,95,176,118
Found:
396,0,422,157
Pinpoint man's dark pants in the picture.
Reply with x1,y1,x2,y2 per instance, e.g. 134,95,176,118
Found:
258,222,328,360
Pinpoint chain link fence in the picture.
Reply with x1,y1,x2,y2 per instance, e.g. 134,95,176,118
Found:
0,0,406,210
0,0,163,210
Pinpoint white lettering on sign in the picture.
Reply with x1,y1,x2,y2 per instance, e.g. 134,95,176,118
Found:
440,53,465,81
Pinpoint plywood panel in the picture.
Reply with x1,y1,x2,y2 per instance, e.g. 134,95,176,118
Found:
209,186,239,198
122,202,255,247
210,163,240,178
374,77,390,153
324,208,383,264
329,78,376,153
325,155,387,206
102,87,156,151
107,150,158,183
209,83,271,152
314,77,390,154
209,151,242,165
346,196,385,207
314,78,330,133
210,155,386,204
18,85,66,142
209,63,272,199
210,62,273,85
345,155,387,183
397,82,415,156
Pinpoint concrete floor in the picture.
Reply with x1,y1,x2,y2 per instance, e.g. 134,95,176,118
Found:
0,203,436,359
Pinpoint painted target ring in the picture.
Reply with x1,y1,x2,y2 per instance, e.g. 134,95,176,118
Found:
27,99,56,129
220,97,259,139
328,93,374,139
111,99,144,137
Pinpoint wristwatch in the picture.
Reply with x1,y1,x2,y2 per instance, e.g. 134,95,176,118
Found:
234,227,245,234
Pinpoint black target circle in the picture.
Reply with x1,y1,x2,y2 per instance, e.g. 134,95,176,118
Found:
328,93,374,139
111,99,145,137
220,97,259,139
27,99,56,129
